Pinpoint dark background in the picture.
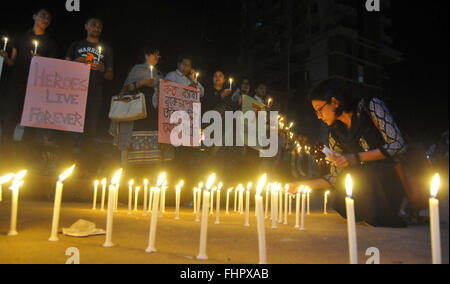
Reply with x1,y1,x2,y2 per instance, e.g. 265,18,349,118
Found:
0,0,448,146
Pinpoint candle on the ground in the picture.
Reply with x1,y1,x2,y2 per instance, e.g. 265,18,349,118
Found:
239,185,245,214
295,186,304,229
226,188,233,215
265,184,270,219
128,180,134,215
0,173,14,202
114,178,120,213
160,181,167,217
104,169,123,248
193,187,198,214
142,179,148,216
215,184,222,225
244,183,252,227
8,170,26,236
145,187,161,253
134,186,141,212
175,180,184,220
278,184,283,224
101,178,107,211
255,174,268,264
300,187,307,231
324,191,330,215
49,165,75,242
92,180,99,210
197,174,216,260
284,186,289,225
289,192,292,215
430,173,442,264
234,186,238,212
196,183,203,222
210,187,217,215
156,174,167,217
345,174,358,264
307,188,311,215
271,185,277,229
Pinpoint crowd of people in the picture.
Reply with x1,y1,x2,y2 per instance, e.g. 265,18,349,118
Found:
0,9,325,184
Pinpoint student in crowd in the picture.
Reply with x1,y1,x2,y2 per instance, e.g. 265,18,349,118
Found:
165,56,204,98
289,79,408,228
231,77,251,106
0,8,57,165
65,17,114,153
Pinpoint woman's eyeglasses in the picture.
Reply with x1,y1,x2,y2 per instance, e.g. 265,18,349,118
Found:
315,103,328,117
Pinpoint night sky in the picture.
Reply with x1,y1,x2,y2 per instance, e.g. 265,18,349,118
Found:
0,0,448,145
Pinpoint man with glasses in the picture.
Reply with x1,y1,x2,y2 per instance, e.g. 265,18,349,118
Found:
0,8,58,166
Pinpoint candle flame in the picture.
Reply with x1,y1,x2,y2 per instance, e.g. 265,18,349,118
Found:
102,178,107,185
129,180,134,187
346,174,353,198
136,186,141,192
59,165,75,182
205,174,216,190
177,180,184,189
218,182,223,190
431,173,440,199
144,179,149,186
285,184,289,193
157,173,166,187
247,182,253,191
111,169,123,185
198,182,204,190
325,191,330,197
228,188,234,193
0,174,15,185
256,174,267,196
297,185,304,194
10,180,24,191
98,46,102,53
94,180,99,186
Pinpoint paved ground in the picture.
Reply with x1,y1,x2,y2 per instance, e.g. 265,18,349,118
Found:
0,199,448,264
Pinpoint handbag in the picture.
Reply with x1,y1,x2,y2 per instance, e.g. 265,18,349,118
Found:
109,92,147,122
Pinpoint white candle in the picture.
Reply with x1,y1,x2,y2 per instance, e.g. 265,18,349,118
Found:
160,182,167,217
272,186,277,229
284,187,289,225
128,180,134,215
150,65,154,79
278,185,283,224
49,166,75,242
114,181,120,213
265,184,270,219
195,72,199,84
156,174,167,217
143,179,149,216
295,186,303,229
215,186,221,225
345,175,358,264
196,183,203,222
255,174,268,264
3,37,8,52
197,174,216,260
33,40,39,55
244,183,252,227
307,189,311,215
101,178,107,211
148,187,154,213
226,188,232,215
104,169,123,248
430,174,442,264
0,174,15,202
193,187,198,214
324,191,330,215
239,186,245,214
210,187,216,215
8,171,26,236
134,186,141,212
234,187,238,212
175,181,184,220
300,188,307,231
146,187,161,253
289,194,292,215
92,180,99,210
229,78,233,90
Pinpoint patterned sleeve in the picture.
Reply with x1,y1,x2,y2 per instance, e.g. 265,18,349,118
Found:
323,133,343,186
368,98,407,158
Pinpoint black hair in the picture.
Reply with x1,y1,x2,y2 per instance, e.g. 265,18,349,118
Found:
308,79,359,117
34,8,52,17
177,55,193,65
86,17,104,25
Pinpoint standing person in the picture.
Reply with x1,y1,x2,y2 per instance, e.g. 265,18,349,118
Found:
254,83,274,109
0,9,57,166
289,79,409,228
65,17,114,154
165,56,204,97
231,77,251,105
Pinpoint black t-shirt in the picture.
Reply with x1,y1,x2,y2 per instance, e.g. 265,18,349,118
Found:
65,40,113,97
10,30,58,84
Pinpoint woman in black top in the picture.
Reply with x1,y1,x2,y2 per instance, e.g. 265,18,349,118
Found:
289,79,408,228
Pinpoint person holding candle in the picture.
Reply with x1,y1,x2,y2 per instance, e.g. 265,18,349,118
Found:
0,9,57,164
65,17,114,160
289,79,409,228
231,78,251,106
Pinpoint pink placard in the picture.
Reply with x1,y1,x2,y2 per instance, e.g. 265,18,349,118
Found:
158,79,201,147
20,56,91,133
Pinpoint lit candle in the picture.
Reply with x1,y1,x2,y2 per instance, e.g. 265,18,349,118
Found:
150,65,154,79
267,97,273,107
92,180,99,210
101,178,107,211
307,188,311,215
234,186,238,212
278,184,283,224
193,187,198,214
33,40,39,55
114,179,120,213
289,193,293,215
157,175,167,218
3,37,8,51
134,186,141,212
239,185,245,214
145,187,161,253
295,186,304,229
143,179,149,216
429,174,442,264
97,46,102,65
104,169,123,248
324,191,330,215
148,187,153,213
244,183,252,227
229,78,233,90
265,184,270,219
8,170,26,236
271,186,277,229
196,183,203,222
160,181,167,217
197,174,216,260
49,165,75,242
226,188,233,215
195,72,199,84
345,174,358,264
300,187,307,231
175,180,184,220
215,183,222,225
255,174,268,264
210,187,216,215
284,186,289,225
128,180,134,215
0,173,15,202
